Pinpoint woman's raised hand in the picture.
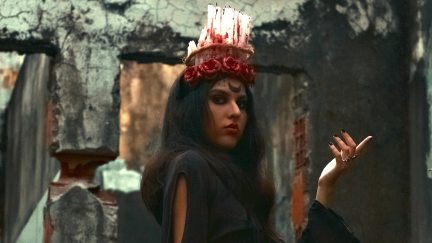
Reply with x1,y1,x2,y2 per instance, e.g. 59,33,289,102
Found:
315,130,372,207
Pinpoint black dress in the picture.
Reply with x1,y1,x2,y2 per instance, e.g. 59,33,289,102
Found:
160,150,360,243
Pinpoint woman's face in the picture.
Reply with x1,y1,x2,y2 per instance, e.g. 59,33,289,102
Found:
204,78,248,151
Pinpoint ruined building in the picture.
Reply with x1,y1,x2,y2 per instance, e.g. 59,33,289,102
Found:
0,0,431,243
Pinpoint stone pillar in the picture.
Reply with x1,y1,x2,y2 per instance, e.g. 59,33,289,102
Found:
44,43,121,242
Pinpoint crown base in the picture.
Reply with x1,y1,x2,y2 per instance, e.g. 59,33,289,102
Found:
185,43,254,66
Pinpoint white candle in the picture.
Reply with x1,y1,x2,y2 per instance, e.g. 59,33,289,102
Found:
233,10,239,45
239,13,250,46
198,28,207,46
214,6,222,37
188,41,197,56
218,7,223,36
238,13,244,46
221,8,226,40
246,16,252,46
207,5,215,29
224,8,234,44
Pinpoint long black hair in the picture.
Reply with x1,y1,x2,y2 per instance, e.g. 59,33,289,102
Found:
141,73,278,240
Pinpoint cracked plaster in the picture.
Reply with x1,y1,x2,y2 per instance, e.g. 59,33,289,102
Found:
0,0,310,154
0,0,308,47
0,0,400,55
335,0,397,36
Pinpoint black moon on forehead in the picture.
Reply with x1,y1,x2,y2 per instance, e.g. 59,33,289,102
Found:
228,81,242,93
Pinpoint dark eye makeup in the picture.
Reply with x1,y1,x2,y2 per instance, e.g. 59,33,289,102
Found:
208,91,248,110
236,98,248,110
210,95,227,105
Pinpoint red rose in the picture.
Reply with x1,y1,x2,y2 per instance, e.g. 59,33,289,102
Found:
198,58,222,78
184,66,198,82
222,56,241,74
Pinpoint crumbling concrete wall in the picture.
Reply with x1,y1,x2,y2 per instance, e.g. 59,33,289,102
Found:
0,0,423,242
0,0,127,154
278,1,410,242
252,0,411,242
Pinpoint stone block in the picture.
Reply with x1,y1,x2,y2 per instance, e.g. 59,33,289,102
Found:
51,44,120,155
45,185,117,243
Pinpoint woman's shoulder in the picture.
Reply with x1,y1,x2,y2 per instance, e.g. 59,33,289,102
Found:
162,150,215,195
167,149,212,175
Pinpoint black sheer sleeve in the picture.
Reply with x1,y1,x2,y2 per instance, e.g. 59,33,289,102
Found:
161,151,211,243
298,200,361,243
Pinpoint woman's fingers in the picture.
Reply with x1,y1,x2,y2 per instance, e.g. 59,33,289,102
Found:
320,132,372,196
330,130,371,162
332,135,351,160
340,129,357,156
328,142,342,160
355,136,373,155
328,142,349,172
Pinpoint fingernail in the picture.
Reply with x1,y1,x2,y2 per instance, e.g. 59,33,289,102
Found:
328,142,333,145
341,129,346,133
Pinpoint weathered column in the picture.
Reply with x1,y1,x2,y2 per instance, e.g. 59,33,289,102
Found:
408,0,432,241
43,23,121,243
0,1,125,242
43,39,121,242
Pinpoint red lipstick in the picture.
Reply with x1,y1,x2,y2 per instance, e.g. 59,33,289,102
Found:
225,124,239,130
224,123,240,136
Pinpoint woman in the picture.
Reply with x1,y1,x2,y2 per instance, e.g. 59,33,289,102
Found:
141,5,372,243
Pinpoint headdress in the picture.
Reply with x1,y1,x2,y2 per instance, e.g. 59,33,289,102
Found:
183,5,255,86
